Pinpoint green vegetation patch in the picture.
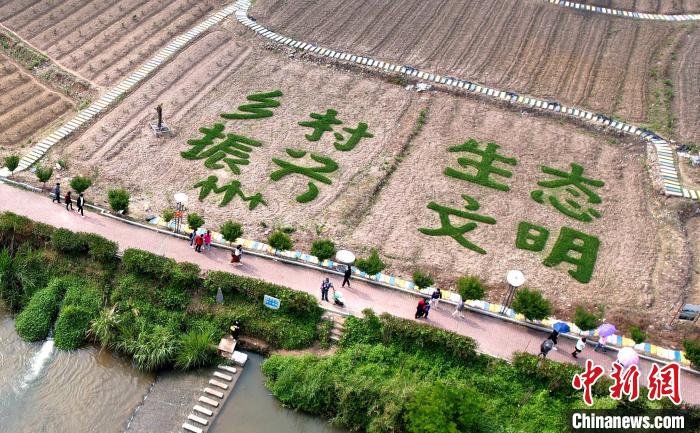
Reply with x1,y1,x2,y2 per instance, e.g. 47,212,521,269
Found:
15,277,78,341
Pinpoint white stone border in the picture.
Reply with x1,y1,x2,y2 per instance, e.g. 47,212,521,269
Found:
2,3,240,175
542,0,700,21
232,0,698,200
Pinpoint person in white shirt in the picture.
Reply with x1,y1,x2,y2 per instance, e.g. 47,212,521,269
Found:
572,337,587,358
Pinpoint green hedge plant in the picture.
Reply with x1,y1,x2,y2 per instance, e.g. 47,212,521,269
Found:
108,188,130,213
412,270,434,288
310,239,335,262
162,209,174,223
573,306,602,331
4,155,19,177
268,230,293,251
187,213,205,231
511,288,552,321
683,339,700,369
629,326,647,345
456,275,484,300
35,166,53,190
355,248,385,276
70,176,92,194
220,220,243,243
15,277,78,341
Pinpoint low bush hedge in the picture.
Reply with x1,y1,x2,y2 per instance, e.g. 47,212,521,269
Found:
220,220,243,243
310,239,335,262
512,288,552,321
54,305,95,350
573,306,601,331
456,275,485,300
51,229,117,263
268,230,293,250
205,271,320,319
355,248,385,275
108,188,130,213
15,277,77,341
684,339,700,369
122,249,201,292
411,270,433,288
0,212,54,251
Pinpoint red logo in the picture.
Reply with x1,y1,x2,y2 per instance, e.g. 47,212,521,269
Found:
647,363,682,405
572,359,605,406
609,363,640,401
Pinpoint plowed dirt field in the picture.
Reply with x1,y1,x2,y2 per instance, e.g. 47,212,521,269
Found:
20,29,689,341
0,52,72,155
581,0,700,13
0,0,226,87
251,0,697,140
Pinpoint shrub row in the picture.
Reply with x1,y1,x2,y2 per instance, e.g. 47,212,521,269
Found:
0,212,54,251
54,282,101,350
205,271,321,319
15,277,77,341
122,248,201,292
51,228,118,263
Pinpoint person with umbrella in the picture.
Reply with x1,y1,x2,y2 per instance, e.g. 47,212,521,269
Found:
595,323,616,353
549,322,570,345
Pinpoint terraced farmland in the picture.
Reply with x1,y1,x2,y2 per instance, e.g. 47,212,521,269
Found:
0,52,72,155
0,0,227,86
250,0,697,137
581,0,700,14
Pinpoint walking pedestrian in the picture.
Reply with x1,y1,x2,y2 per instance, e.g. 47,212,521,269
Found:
320,278,332,302
342,265,352,288
423,301,431,319
189,230,196,247
572,337,587,358
430,287,441,309
52,183,61,203
65,191,73,211
539,338,557,359
76,193,85,217
452,296,465,319
194,233,203,253
547,330,559,345
204,230,212,252
415,298,426,319
231,244,242,264
593,335,607,352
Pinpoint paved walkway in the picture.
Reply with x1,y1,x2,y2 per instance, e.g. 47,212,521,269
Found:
1,182,698,405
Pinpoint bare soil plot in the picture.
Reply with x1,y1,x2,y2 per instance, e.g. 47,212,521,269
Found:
250,0,694,133
0,52,72,156
40,30,422,237
673,26,700,144
0,0,227,87
580,0,700,14
20,28,689,341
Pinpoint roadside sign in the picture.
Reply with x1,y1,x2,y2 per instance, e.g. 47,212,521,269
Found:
263,295,281,310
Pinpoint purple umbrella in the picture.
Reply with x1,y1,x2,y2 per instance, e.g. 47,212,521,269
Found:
617,347,640,368
597,323,616,338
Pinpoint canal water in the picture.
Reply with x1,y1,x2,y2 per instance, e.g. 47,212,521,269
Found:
0,308,344,433
0,309,153,433
209,352,345,433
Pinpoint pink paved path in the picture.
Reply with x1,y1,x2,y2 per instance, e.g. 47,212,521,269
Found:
1,182,698,405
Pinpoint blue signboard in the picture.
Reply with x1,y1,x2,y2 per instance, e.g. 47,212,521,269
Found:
263,295,281,310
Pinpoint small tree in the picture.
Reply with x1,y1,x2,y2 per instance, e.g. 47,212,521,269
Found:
311,239,336,261
684,339,700,369
268,230,292,251
573,306,602,331
355,248,385,276
186,213,205,232
412,270,434,288
107,188,130,213
161,209,174,223
456,275,485,301
511,288,552,321
70,176,92,194
220,220,243,243
4,155,20,177
35,166,53,191
629,326,647,344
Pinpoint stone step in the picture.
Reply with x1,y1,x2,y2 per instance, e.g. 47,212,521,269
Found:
193,405,213,417
330,328,343,336
330,334,341,342
209,379,229,390
204,387,224,399
198,396,219,407
213,371,233,381
188,414,208,426
182,423,203,433
218,365,237,374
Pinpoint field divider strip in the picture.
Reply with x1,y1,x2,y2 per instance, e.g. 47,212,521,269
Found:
229,1,700,201
543,0,700,20
4,2,240,175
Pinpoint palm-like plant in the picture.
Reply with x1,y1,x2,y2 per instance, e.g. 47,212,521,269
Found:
89,306,120,349
175,329,216,370
130,325,178,371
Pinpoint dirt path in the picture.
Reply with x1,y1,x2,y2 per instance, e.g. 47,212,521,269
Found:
0,181,698,404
